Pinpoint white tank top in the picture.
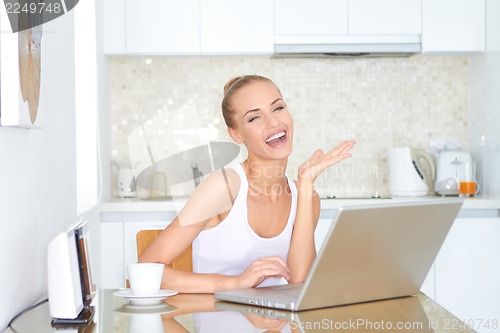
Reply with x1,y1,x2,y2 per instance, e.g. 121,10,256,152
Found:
192,163,297,287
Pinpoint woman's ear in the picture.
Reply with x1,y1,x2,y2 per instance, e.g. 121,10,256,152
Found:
227,127,243,144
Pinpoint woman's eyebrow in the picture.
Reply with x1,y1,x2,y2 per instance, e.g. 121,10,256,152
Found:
244,98,284,117
243,108,260,118
271,98,283,105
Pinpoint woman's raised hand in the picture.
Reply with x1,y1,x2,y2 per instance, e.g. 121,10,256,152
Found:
235,256,291,289
298,140,356,185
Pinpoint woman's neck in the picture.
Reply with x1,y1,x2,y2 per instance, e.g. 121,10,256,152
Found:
243,157,290,197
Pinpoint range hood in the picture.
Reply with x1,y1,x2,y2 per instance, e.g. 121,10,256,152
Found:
273,35,421,58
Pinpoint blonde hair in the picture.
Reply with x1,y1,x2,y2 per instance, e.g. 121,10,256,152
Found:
221,75,279,128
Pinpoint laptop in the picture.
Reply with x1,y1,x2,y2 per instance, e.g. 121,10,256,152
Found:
214,199,463,311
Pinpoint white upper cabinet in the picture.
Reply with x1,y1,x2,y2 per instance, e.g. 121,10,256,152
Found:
200,0,274,54
422,0,486,53
275,0,348,36
125,0,200,55
275,0,421,37
119,0,272,55
102,0,485,55
274,0,421,45
349,0,421,35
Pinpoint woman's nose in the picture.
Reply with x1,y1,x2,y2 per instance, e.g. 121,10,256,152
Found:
265,113,280,127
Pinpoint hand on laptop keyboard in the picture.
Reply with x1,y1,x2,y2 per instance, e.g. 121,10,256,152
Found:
235,256,291,289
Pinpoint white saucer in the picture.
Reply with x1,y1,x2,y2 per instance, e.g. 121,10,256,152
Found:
113,289,178,305
114,303,177,315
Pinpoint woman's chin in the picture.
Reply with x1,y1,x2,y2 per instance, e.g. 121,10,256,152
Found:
265,144,293,160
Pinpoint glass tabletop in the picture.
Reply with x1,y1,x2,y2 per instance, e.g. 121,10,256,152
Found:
6,289,476,333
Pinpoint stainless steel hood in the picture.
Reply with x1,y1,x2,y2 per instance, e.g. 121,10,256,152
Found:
273,35,421,58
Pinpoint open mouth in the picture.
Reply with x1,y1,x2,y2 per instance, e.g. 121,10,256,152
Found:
265,131,286,146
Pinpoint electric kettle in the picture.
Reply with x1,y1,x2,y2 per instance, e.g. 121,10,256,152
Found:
387,147,436,197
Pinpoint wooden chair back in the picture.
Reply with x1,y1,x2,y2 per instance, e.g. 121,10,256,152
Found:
136,229,193,272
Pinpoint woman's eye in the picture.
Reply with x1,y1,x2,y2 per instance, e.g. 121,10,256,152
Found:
274,106,285,112
248,116,260,123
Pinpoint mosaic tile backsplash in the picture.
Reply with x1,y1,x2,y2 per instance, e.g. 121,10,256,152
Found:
110,55,470,198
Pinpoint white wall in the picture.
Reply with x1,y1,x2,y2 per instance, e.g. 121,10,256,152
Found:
470,0,500,197
0,12,76,331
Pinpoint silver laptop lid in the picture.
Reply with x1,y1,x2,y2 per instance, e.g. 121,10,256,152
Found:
295,199,463,310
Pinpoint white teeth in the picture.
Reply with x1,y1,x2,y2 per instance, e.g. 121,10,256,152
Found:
265,131,285,143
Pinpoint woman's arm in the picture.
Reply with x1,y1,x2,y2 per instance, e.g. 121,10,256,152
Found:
287,140,356,282
287,184,320,283
138,169,239,293
138,168,291,293
140,217,291,293
139,216,240,293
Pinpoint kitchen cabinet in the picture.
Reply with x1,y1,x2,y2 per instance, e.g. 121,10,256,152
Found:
435,217,500,331
103,0,485,55
274,0,421,44
100,222,124,288
422,0,486,53
274,0,348,36
125,0,200,55
200,0,274,54
348,0,421,35
315,217,336,252
107,0,272,55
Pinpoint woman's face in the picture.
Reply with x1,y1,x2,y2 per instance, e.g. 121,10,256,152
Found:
228,80,293,161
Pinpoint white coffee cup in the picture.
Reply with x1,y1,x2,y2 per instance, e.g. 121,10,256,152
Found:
127,263,165,296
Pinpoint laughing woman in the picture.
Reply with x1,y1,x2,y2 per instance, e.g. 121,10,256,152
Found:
139,75,356,293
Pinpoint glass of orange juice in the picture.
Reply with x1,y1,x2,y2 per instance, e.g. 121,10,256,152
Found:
459,161,477,197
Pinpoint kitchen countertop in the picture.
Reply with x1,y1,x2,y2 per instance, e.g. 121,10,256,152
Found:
101,195,500,213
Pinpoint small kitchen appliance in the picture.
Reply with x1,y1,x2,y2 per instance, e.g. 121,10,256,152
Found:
435,151,472,196
388,147,435,197
117,163,137,198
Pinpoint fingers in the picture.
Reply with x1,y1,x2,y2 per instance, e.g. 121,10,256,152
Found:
310,148,324,160
251,256,290,280
298,140,356,184
322,140,356,164
310,140,356,168
238,257,291,288
258,256,290,270
327,139,356,157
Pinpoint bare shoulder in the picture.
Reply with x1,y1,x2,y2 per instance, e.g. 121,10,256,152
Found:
176,166,241,227
205,166,241,197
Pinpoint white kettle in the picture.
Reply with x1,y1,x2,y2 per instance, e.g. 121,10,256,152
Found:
388,147,436,197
